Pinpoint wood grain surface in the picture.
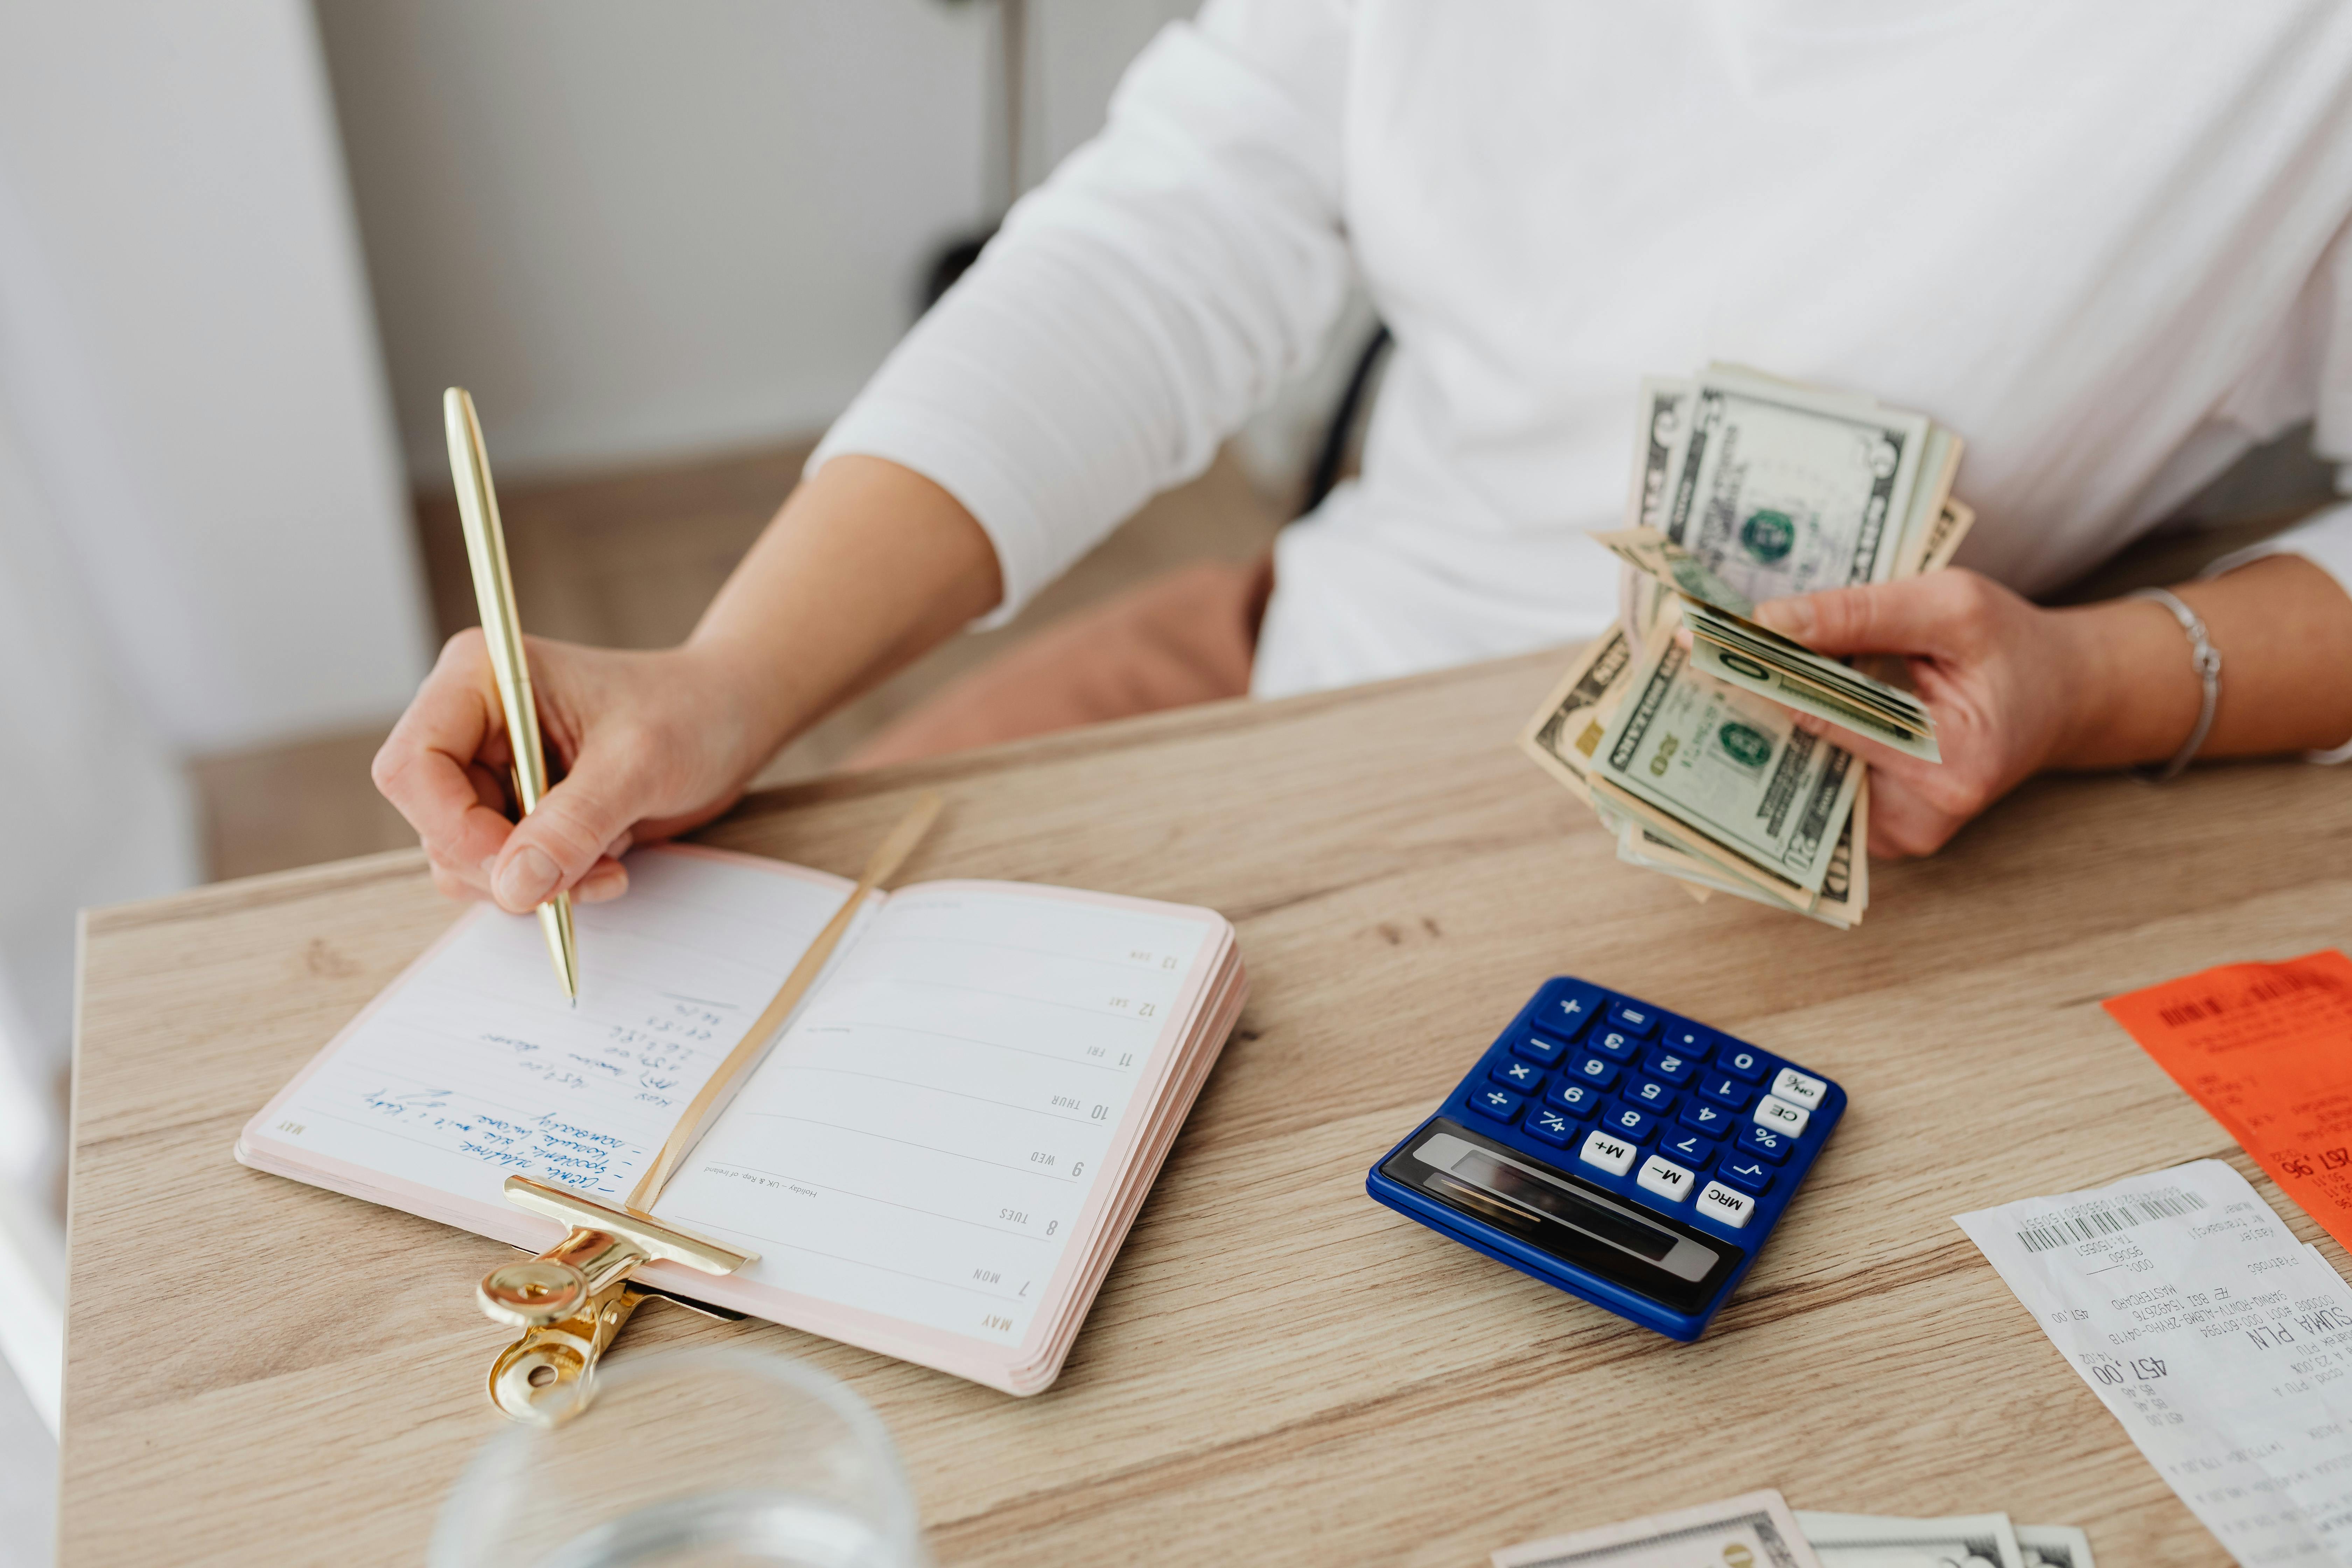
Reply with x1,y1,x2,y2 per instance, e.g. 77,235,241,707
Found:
61,648,2352,1566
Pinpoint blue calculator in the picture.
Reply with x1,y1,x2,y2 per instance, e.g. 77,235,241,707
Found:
1365,977,1844,1342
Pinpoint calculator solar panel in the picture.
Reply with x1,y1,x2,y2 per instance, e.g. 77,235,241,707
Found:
1365,977,1844,1341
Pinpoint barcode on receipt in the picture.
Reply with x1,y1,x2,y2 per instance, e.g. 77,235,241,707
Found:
2015,1187,2208,1253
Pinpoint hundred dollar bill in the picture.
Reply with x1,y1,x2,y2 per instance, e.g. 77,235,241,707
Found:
1517,625,1634,804
1795,1511,2023,1568
1493,1488,1825,1568
1591,624,1861,904
1659,368,1930,603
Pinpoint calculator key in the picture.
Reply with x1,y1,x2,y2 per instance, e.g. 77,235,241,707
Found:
1660,1020,1714,1057
1525,1107,1577,1147
1698,1074,1754,1110
1587,1028,1642,1063
1657,1129,1718,1169
1535,981,1605,1040
1677,1100,1737,1137
1568,1055,1621,1090
1465,1086,1524,1124
1623,1077,1678,1112
1769,1066,1827,1110
1714,1044,1771,1083
1716,1156,1774,1195
1546,1080,1605,1119
1695,1181,1757,1229
1754,1095,1811,1137
1640,1047,1700,1086
1490,1058,1547,1093
1636,1155,1697,1203
1605,1002,1661,1038
1600,1102,1656,1142
1579,1130,1639,1177
1736,1123,1794,1163
1510,1029,1570,1067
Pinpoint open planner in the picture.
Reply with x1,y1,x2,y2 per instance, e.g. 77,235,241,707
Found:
237,844,1245,1395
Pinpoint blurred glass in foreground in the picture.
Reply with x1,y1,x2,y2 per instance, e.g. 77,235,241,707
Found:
431,1349,927,1568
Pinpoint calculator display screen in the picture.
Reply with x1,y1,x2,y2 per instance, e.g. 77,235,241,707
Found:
1381,1120,1741,1316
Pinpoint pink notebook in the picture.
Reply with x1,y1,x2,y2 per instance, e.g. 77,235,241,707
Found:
237,844,1245,1395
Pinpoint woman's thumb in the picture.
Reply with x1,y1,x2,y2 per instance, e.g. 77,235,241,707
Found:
1752,575,1963,658
488,757,642,912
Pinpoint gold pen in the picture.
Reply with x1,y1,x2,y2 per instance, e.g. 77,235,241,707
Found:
443,387,580,1005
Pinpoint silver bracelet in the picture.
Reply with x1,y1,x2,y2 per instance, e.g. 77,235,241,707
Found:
2129,587,2221,783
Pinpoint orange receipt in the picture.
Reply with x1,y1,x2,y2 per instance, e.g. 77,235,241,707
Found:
2103,948,2352,1249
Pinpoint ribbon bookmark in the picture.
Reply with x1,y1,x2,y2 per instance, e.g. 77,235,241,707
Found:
474,791,946,1423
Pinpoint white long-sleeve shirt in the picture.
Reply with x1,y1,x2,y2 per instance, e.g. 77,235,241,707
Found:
814,0,2352,721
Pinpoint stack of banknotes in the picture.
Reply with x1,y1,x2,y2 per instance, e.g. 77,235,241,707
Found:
1490,1491,2095,1568
1518,365,1973,927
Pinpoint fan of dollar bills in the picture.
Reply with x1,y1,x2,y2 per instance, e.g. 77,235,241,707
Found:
1518,365,1974,928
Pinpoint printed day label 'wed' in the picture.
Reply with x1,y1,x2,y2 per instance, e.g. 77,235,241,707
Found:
2103,948,2352,1251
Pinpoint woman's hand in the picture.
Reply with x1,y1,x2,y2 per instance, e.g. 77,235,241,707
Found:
1750,571,2099,859
372,634,774,912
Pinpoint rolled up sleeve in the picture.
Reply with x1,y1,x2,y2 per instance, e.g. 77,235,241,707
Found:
809,0,1354,625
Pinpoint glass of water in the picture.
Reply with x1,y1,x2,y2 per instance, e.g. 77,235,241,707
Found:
430,1348,928,1568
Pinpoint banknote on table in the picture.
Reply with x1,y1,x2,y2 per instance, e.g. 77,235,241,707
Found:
2014,1525,2093,1568
1795,1511,2024,1568
1491,1488,1825,1568
1793,1513,2095,1568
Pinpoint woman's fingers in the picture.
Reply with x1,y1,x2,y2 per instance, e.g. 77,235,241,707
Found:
372,632,522,894
487,737,656,912
1754,570,2006,662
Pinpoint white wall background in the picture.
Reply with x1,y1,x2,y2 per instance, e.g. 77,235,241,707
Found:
316,0,1200,485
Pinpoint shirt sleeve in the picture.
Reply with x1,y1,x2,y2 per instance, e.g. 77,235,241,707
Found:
808,0,1354,626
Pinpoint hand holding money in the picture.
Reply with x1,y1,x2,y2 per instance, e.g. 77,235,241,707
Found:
1521,364,1976,924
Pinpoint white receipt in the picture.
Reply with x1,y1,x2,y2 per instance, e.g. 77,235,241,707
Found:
1956,1160,2352,1567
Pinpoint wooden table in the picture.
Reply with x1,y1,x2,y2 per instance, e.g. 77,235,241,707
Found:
60,649,2352,1566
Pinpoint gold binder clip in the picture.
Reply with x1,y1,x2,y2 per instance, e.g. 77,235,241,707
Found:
477,1175,754,1426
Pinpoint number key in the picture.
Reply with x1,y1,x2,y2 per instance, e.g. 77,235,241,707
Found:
1657,1129,1718,1169
1623,1077,1678,1112
1640,1046,1699,1086
1601,1102,1656,1142
1569,1054,1621,1089
1714,1044,1771,1083
1587,1028,1642,1063
1547,1080,1604,1119
1698,1073,1753,1110
1678,1100,1737,1138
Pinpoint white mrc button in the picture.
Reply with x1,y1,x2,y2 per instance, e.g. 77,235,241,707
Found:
1579,1130,1638,1177
1696,1181,1757,1229
1754,1094,1811,1137
1636,1155,1695,1203
1769,1066,1826,1110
